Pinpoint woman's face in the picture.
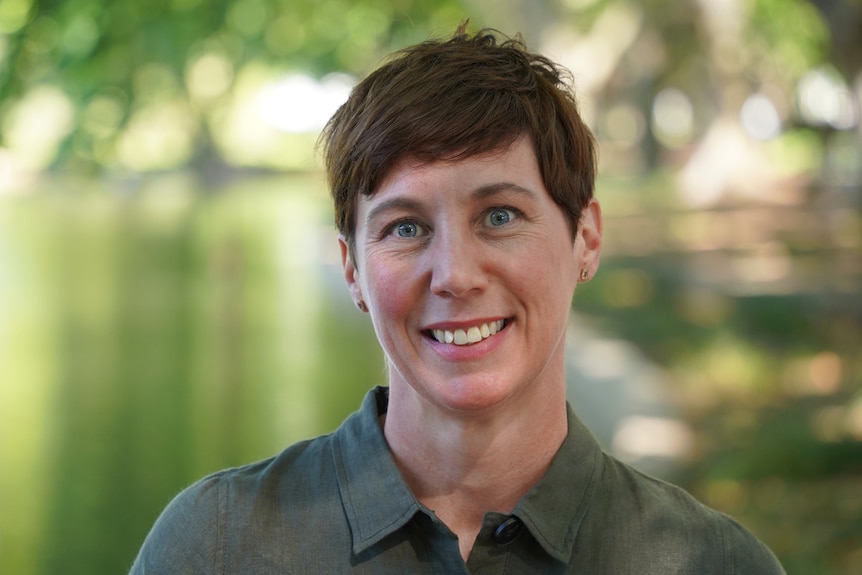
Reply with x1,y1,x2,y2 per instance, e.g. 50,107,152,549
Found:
341,136,602,415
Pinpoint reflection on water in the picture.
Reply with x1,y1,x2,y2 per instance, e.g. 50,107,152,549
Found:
0,174,383,575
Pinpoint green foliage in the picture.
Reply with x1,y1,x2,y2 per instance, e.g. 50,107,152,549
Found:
0,0,845,173
748,0,829,86
0,0,472,171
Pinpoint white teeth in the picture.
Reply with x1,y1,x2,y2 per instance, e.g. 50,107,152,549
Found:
431,320,505,346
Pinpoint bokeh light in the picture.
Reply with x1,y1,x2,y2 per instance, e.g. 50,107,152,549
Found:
798,66,860,130
652,88,694,149
256,72,353,134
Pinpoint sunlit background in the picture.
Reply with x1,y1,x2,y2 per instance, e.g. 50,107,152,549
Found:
1,1,860,573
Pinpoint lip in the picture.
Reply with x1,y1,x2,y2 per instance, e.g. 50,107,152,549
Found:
423,317,509,331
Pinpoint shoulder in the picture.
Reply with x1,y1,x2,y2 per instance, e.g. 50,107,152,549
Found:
588,455,784,574
128,471,226,574
129,434,339,574
718,514,786,574
185,432,339,518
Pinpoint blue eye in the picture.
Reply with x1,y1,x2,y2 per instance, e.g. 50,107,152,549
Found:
487,208,514,226
395,221,423,238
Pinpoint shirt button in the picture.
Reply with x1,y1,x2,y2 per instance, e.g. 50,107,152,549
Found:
493,516,524,545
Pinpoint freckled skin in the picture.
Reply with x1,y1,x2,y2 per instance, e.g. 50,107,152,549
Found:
340,136,602,419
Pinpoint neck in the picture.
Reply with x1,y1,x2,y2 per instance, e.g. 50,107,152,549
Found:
382,379,568,560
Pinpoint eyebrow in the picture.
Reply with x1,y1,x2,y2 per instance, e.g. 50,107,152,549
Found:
364,197,427,228
364,181,539,226
472,181,539,201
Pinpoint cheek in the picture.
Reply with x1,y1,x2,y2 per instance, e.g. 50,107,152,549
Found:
363,258,419,319
516,238,576,284
364,264,423,363
521,243,578,309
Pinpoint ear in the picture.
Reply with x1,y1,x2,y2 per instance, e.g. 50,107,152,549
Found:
577,198,603,279
338,235,365,306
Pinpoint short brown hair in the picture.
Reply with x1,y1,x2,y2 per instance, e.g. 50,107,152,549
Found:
321,24,597,247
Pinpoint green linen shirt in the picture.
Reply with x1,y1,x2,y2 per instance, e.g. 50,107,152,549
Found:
130,386,785,574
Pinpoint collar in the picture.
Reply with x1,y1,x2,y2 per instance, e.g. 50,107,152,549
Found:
332,387,602,561
511,403,602,562
332,386,423,555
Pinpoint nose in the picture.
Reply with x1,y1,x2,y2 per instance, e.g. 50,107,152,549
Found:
428,232,488,298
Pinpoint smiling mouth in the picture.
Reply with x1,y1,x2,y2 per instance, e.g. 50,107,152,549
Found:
427,319,509,346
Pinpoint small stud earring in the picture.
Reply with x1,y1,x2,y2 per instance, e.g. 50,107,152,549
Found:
357,300,367,312
580,269,589,281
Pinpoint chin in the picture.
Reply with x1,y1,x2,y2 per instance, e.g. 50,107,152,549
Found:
424,375,524,415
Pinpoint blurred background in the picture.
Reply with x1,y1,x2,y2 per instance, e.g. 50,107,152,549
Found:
0,0,860,573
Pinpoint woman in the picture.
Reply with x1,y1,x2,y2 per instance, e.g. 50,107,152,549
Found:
130,25,785,574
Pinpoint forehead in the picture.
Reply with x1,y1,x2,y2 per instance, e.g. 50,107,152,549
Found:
369,137,545,201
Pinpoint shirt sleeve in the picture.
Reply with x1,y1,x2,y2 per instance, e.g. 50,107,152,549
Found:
129,476,224,575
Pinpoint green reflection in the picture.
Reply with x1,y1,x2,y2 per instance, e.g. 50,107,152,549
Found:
0,175,382,574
